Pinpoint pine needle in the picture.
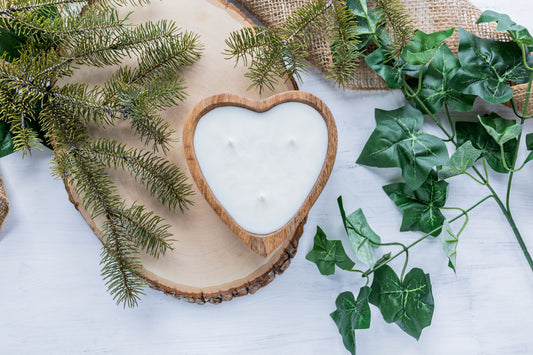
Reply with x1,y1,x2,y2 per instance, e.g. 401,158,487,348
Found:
0,0,203,306
376,0,415,60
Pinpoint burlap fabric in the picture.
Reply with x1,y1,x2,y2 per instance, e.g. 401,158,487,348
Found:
235,0,530,113
0,177,9,231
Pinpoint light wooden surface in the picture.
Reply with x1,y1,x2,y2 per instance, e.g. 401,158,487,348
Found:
62,0,302,302
183,92,337,256
0,0,533,354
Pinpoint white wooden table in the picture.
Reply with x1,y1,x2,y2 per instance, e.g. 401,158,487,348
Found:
1,1,532,354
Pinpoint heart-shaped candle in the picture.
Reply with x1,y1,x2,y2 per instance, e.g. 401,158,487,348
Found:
183,91,337,256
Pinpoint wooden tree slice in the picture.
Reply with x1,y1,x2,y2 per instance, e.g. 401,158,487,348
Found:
63,0,303,304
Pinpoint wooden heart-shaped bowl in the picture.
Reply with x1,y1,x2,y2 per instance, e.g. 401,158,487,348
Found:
183,91,337,257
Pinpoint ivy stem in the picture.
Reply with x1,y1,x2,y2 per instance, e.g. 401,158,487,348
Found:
441,206,469,237
464,171,487,185
506,70,533,210
361,195,493,278
444,104,456,141
403,84,456,143
485,184,533,271
405,73,533,272
521,44,533,71
510,98,533,119
500,143,526,174
404,66,425,98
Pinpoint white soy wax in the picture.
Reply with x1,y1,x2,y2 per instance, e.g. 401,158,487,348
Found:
193,102,329,235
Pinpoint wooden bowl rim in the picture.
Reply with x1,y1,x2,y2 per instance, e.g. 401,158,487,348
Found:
183,91,338,256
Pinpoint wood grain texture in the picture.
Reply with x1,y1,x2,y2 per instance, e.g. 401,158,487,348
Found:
183,91,337,256
61,0,304,303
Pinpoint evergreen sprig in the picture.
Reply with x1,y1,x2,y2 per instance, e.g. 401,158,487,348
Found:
224,0,361,91
375,0,415,60
0,0,203,306
328,0,361,88
224,0,418,90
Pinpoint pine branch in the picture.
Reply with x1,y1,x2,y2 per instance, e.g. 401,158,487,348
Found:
280,0,331,45
376,0,415,60
113,202,174,258
0,0,84,16
133,29,202,84
224,0,363,91
100,216,145,308
0,0,203,306
104,68,187,112
0,0,147,17
81,138,194,212
225,0,333,92
328,0,362,88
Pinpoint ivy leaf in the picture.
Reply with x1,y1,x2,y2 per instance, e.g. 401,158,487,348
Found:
369,265,434,340
438,221,458,272
346,0,386,49
438,141,482,180
527,133,533,150
383,171,448,236
451,28,532,104
401,28,455,65
477,10,533,49
456,121,516,173
524,133,533,165
365,48,423,89
306,226,355,275
365,47,404,89
0,122,14,158
357,104,448,190
338,197,380,266
478,112,523,145
330,287,371,355
413,44,476,114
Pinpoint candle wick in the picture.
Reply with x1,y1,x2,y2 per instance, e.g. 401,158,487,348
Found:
289,137,296,146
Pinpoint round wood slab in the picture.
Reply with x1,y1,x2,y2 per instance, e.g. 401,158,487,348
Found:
63,0,302,304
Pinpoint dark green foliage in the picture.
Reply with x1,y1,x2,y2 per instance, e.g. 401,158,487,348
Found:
223,3,533,353
330,287,371,355
477,10,533,49
401,28,454,66
306,226,355,275
412,43,476,114
478,112,523,145
356,104,449,190
369,265,434,340
451,28,532,104
0,121,13,157
345,0,386,50
364,47,405,89
0,0,203,306
383,172,448,236
456,121,517,173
